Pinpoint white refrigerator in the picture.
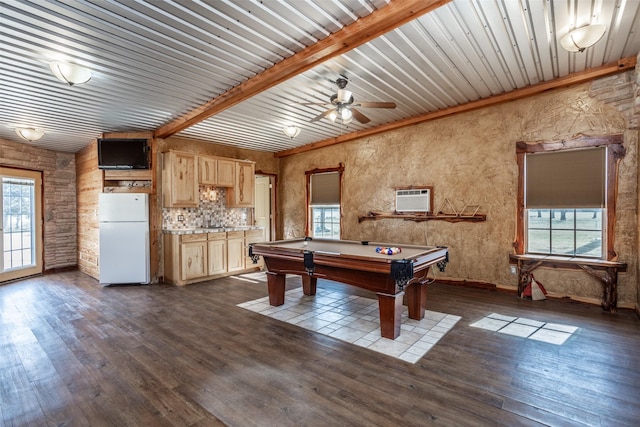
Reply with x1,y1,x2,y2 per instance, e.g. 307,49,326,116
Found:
99,193,150,285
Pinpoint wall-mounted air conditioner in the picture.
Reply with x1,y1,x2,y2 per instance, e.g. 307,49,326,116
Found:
395,188,432,213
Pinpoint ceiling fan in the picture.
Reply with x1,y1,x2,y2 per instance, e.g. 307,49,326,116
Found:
307,76,396,125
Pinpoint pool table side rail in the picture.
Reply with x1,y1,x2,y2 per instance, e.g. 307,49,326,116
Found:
250,239,448,276
251,238,445,260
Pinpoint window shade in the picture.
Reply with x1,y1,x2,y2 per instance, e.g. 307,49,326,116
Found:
310,172,340,205
525,147,606,208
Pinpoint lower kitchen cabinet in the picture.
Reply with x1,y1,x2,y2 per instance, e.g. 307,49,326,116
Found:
226,231,245,272
181,240,207,281
162,233,208,283
164,229,261,285
207,234,227,276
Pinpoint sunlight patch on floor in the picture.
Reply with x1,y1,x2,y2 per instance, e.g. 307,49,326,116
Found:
470,313,578,345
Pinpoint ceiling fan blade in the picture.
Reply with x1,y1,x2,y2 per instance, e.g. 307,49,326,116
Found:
311,108,336,122
351,108,371,124
353,101,396,109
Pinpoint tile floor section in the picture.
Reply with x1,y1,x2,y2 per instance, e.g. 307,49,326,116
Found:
237,285,461,364
470,312,578,345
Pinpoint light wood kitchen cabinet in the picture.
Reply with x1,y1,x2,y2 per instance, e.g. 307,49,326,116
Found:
163,233,208,283
198,156,235,187
207,232,227,275
226,231,245,272
181,240,207,281
227,161,255,207
216,159,235,187
164,229,262,285
163,151,198,207
198,156,217,185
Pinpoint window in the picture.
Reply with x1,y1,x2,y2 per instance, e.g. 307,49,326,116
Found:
306,165,343,240
311,206,340,239
515,135,625,260
527,208,603,257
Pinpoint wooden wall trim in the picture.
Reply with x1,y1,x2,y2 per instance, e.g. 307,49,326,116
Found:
275,57,636,158
154,0,450,138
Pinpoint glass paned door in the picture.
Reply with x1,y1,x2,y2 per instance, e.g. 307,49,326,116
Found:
0,167,43,282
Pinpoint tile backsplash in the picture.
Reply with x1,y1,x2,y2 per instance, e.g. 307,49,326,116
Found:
162,186,251,229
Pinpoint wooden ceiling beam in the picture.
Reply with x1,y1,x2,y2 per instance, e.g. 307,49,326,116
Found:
274,56,637,158
154,0,451,139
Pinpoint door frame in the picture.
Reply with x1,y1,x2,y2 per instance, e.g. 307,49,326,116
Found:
255,171,277,241
0,166,44,282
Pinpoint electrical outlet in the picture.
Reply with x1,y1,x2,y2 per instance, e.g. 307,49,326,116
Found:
178,214,185,221
510,265,517,275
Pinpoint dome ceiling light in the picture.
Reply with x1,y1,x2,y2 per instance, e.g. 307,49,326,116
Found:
282,126,301,138
15,128,45,142
49,61,92,85
560,24,606,52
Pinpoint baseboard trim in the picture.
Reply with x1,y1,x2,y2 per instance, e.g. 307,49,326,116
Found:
44,265,78,274
435,278,500,290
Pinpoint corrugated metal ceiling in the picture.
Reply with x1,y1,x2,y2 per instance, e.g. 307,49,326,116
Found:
1,0,638,154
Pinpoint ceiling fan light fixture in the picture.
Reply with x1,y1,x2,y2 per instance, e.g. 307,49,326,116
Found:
327,111,337,122
336,89,352,103
282,126,300,138
339,107,353,121
15,127,45,142
49,61,92,85
560,24,606,52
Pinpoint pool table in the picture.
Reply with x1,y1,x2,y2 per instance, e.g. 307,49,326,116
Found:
249,238,449,339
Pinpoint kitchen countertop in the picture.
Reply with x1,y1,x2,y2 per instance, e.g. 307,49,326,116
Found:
163,226,263,235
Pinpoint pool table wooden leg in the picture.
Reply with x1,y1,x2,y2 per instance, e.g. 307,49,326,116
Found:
266,272,285,306
301,275,317,296
406,279,428,321
377,292,403,339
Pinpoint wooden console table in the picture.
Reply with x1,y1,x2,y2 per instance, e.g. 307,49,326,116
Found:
508,254,627,313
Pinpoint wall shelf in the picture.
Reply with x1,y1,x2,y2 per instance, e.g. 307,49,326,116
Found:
103,169,153,194
357,211,487,223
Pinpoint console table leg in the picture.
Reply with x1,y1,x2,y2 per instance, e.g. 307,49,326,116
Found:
580,265,618,313
606,267,618,313
516,260,542,298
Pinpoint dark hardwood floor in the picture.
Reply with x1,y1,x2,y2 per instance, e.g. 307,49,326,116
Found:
1,270,639,426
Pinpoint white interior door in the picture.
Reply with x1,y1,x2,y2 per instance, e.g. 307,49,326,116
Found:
255,175,271,241
0,167,43,282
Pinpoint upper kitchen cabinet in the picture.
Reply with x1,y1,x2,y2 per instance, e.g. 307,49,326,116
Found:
217,159,235,187
198,155,217,185
162,151,198,208
198,156,235,187
227,160,255,208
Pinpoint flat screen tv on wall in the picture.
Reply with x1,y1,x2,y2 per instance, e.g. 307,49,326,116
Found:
97,138,149,170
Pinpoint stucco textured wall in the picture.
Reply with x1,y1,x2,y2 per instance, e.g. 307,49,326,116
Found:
279,82,638,307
